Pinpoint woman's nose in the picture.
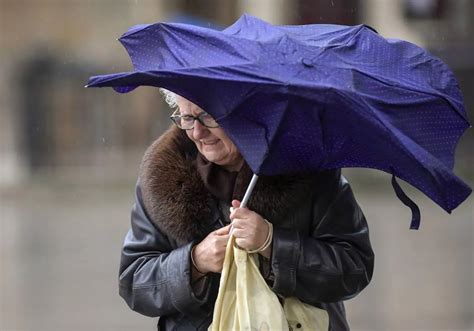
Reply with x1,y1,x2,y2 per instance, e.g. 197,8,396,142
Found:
192,119,209,139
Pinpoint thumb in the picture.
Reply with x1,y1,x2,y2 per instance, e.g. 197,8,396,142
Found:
215,224,232,235
231,200,241,209
229,200,241,218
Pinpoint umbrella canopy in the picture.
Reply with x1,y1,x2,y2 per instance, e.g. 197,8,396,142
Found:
87,14,471,228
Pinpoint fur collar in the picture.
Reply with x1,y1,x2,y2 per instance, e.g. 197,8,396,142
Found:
139,126,319,244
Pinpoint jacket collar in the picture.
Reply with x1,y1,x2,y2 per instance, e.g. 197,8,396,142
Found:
139,126,319,244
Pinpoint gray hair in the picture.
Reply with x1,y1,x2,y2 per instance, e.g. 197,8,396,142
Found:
159,88,179,110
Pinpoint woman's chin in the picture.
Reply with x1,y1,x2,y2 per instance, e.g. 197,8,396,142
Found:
201,151,222,164
200,143,222,159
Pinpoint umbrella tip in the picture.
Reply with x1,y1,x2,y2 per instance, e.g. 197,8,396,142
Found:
84,84,89,88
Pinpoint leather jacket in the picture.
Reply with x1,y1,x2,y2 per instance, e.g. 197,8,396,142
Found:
119,127,374,330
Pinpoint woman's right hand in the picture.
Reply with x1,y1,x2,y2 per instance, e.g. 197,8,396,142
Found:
192,224,231,274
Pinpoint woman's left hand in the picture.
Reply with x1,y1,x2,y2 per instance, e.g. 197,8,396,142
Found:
230,200,272,258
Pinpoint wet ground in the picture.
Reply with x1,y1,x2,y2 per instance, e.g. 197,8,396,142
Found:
1,172,472,331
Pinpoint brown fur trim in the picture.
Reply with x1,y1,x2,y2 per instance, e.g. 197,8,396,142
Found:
139,125,319,243
247,174,316,225
139,126,214,244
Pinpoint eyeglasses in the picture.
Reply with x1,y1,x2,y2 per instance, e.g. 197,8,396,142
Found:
170,109,219,130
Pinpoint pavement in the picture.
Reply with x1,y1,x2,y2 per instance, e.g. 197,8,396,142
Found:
0,171,472,331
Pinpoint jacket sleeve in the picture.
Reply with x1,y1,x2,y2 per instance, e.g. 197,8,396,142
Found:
270,174,375,304
118,185,213,319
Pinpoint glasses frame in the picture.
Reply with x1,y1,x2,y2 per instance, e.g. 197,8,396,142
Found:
170,109,219,130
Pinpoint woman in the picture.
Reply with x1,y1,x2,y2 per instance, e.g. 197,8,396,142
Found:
119,91,374,330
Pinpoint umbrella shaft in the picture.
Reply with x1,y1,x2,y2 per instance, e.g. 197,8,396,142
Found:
241,174,259,208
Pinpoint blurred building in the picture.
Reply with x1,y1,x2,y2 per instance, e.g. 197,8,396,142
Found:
1,0,472,185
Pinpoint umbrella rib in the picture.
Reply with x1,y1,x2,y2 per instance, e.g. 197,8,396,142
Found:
148,64,284,85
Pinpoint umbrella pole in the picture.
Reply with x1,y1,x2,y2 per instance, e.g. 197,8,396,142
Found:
230,174,259,235
241,174,259,208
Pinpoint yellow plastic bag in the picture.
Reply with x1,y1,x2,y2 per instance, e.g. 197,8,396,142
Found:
209,235,329,331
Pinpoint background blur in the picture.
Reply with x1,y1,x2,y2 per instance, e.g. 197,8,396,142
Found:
0,1,472,330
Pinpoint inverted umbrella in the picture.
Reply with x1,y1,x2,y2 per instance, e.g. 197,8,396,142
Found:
87,14,471,228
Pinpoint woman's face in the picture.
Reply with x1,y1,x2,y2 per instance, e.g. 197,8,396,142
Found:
176,95,244,172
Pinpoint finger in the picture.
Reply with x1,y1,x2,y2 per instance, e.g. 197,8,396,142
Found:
231,227,250,239
235,237,251,250
230,207,252,220
229,200,242,218
231,200,241,208
233,216,260,229
215,233,230,245
214,224,232,235
230,218,249,229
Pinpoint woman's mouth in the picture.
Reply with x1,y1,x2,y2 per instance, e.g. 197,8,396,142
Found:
201,140,219,146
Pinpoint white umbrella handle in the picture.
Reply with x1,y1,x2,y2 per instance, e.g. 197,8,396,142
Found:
230,173,259,235
240,174,259,208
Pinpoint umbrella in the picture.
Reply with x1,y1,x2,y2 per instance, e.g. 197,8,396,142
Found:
86,14,471,228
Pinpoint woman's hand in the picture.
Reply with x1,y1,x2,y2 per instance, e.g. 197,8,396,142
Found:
192,224,231,274
230,200,272,258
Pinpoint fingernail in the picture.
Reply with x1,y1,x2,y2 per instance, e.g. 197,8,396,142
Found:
229,207,234,213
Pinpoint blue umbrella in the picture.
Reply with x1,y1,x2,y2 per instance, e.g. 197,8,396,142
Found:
87,14,471,229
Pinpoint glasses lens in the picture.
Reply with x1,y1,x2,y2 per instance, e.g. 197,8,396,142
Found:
170,111,187,130
199,113,219,128
170,110,219,130
179,115,195,129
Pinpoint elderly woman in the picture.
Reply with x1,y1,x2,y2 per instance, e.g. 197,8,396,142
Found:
119,91,374,331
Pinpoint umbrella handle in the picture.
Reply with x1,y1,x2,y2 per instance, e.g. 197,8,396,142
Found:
241,174,259,208
230,173,259,235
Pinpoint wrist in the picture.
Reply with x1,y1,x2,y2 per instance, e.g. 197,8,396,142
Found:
259,242,272,259
191,245,207,275
248,219,273,254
